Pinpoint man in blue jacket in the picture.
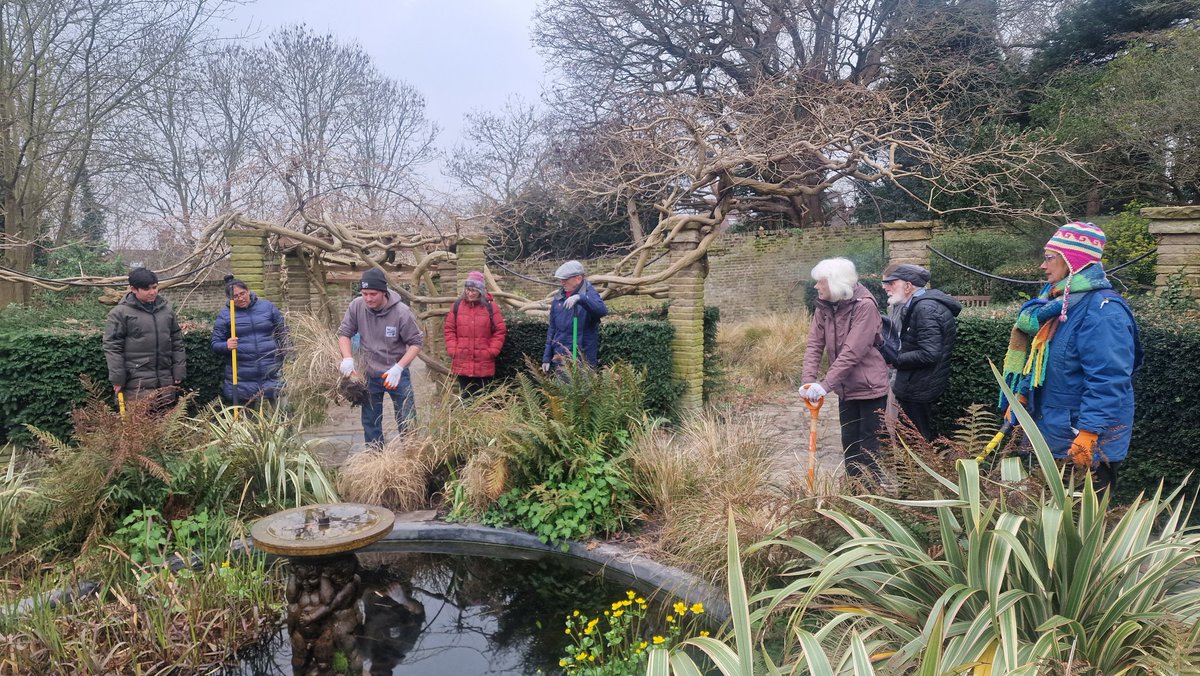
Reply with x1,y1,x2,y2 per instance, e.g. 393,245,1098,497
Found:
542,260,608,372
1002,222,1139,494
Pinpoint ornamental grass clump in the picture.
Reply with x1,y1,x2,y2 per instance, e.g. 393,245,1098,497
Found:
717,312,810,388
336,434,429,512
559,590,709,675
280,311,366,421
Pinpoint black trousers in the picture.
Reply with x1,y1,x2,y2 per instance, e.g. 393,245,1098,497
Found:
456,375,492,398
897,399,936,442
839,396,888,481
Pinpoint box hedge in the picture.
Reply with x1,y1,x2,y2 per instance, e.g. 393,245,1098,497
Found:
1,306,721,444
937,304,1200,501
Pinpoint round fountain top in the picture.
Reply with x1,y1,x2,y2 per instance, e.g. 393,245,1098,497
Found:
251,503,395,557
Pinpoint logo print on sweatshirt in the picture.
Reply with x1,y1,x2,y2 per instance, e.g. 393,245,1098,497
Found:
385,326,398,338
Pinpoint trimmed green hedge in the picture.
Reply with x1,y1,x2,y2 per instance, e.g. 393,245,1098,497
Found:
495,306,720,419
0,305,722,444
938,305,1200,501
0,322,222,444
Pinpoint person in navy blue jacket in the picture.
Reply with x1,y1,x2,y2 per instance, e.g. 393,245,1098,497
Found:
1002,222,1139,495
211,276,290,406
541,260,608,372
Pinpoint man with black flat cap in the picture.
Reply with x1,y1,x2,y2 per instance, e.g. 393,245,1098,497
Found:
880,263,962,441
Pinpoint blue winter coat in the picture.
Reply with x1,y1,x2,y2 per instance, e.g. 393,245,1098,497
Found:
543,280,608,367
211,293,289,402
1032,289,1137,463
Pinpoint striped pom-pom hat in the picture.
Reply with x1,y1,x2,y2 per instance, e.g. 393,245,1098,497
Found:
1045,221,1106,274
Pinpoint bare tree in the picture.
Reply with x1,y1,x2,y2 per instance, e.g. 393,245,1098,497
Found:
445,95,548,208
0,0,230,305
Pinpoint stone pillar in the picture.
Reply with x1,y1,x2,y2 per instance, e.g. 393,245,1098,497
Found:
1142,206,1200,299
224,229,268,297
882,221,935,268
284,250,312,313
668,226,707,412
455,237,486,288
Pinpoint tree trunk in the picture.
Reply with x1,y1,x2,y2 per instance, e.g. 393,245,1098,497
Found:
1,194,31,305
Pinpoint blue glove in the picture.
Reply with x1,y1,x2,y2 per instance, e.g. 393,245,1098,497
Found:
383,363,406,390
563,295,579,310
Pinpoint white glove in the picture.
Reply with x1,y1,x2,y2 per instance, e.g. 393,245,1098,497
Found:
383,363,406,390
799,382,827,401
563,295,579,310
339,357,356,377
541,363,551,373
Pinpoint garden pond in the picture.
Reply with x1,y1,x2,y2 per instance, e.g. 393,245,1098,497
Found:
224,540,718,675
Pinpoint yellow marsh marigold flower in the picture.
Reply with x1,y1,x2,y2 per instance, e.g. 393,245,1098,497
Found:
639,641,648,649
573,610,580,616
613,609,624,618
577,651,589,661
221,560,231,569
627,590,637,599
700,630,710,637
691,602,705,614
673,601,687,615
560,659,568,667
666,615,675,623
636,597,647,606
588,655,596,662
653,636,666,645
585,618,599,634
565,628,572,635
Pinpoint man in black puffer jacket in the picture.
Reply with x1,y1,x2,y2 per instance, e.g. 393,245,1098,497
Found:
103,268,186,413
879,264,962,441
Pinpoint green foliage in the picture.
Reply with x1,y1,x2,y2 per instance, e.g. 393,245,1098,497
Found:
0,449,39,551
928,228,1044,297
110,508,221,567
1100,203,1157,292
938,306,1200,502
194,405,338,510
748,370,1200,673
0,316,222,445
495,308,720,418
477,360,651,547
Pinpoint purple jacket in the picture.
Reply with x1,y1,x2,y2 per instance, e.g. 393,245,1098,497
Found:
802,283,890,401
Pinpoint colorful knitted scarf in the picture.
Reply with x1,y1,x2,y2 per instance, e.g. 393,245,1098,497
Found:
1001,263,1111,408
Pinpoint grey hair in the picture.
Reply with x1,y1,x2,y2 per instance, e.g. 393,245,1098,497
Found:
810,257,858,302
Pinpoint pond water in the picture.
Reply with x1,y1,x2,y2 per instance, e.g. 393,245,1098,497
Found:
225,542,712,675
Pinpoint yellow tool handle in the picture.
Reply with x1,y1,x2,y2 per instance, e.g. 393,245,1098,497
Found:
230,300,239,420
117,390,126,418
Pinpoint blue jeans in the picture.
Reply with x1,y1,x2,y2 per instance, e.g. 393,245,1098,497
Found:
361,372,415,446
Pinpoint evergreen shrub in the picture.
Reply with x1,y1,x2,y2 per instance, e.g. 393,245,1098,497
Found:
0,317,222,444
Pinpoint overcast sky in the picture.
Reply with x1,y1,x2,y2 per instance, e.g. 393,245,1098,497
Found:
221,0,548,185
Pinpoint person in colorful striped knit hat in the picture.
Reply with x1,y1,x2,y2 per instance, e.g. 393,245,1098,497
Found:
1000,221,1141,495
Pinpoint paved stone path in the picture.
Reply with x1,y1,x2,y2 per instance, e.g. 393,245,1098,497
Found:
306,362,850,481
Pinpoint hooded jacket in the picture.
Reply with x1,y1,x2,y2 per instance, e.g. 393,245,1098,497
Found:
802,283,889,401
337,290,425,376
891,289,962,403
543,280,608,367
103,293,186,391
444,292,507,377
1033,288,1137,463
211,293,289,401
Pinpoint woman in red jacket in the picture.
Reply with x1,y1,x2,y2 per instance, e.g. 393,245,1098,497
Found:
444,271,507,396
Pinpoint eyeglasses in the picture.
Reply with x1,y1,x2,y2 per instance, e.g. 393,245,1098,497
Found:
1043,254,1058,262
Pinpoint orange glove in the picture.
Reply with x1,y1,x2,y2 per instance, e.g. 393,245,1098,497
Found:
1069,430,1098,466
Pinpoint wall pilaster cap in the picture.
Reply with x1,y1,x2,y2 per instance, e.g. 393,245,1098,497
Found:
1141,206,1200,220
881,220,936,231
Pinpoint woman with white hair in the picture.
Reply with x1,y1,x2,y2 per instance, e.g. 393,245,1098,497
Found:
800,257,890,481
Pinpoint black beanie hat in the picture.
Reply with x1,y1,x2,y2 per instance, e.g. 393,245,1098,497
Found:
360,268,388,291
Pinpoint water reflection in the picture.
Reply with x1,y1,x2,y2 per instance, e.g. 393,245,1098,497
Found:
228,550,680,675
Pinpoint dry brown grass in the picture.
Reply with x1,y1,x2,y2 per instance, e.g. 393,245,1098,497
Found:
717,311,811,388
281,311,367,424
336,435,430,512
626,411,788,584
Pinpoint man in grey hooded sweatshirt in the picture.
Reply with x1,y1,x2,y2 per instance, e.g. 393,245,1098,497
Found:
337,268,424,446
